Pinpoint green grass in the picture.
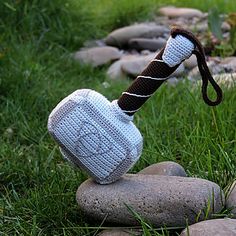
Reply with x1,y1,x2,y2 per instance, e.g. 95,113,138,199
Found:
1,0,236,235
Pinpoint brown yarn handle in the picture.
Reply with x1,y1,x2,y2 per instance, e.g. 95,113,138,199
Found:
117,49,180,115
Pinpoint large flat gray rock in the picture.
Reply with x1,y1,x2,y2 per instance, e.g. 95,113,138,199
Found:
76,174,224,227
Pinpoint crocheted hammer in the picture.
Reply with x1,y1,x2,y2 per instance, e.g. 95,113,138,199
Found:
48,28,222,184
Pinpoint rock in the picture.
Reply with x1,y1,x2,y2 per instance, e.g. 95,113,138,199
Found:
190,21,208,33
220,57,236,73
140,50,152,55
166,77,181,87
226,181,236,217
98,229,140,236
77,174,224,227
154,16,169,25
188,61,224,80
166,17,189,29
138,161,187,177
128,37,166,51
121,53,156,77
107,52,166,79
107,60,126,79
184,54,198,69
222,21,231,32
74,46,122,67
169,63,185,77
159,6,204,19
105,23,169,47
107,53,157,79
4,127,14,138
83,39,106,48
213,73,236,88
180,218,236,236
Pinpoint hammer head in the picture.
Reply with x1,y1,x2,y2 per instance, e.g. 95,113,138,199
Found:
48,89,143,184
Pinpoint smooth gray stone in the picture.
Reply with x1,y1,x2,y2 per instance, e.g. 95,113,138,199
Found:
222,21,231,32
76,174,224,227
220,57,236,73
226,181,236,218
188,60,224,80
74,46,122,67
184,54,198,69
138,161,187,177
105,23,169,47
121,53,156,76
169,63,185,77
107,53,157,79
107,60,125,80
128,38,166,51
190,22,208,33
213,73,236,89
159,6,204,19
180,218,236,236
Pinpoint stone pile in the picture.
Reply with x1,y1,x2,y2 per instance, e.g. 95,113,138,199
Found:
76,161,236,236
73,6,236,88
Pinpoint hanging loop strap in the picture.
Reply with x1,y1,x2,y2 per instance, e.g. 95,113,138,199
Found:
171,27,223,106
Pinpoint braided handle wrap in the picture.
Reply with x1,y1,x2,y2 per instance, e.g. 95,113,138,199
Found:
117,34,195,115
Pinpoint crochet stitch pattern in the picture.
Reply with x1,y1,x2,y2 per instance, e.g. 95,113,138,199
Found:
48,28,223,184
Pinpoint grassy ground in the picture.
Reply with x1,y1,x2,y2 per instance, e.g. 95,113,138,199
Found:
1,0,236,235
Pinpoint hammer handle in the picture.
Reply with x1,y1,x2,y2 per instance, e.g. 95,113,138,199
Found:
117,48,180,115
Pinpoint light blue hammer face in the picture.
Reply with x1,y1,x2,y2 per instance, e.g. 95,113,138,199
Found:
48,89,143,184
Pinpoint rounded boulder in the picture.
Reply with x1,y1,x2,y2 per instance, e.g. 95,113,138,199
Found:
105,24,169,47
76,174,224,227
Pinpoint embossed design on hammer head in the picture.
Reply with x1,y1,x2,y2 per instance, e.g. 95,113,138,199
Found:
76,121,112,158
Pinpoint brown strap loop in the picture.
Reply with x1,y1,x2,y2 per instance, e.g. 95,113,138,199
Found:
171,27,223,106
193,49,223,106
